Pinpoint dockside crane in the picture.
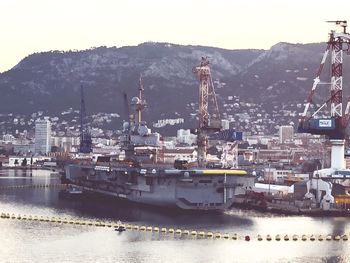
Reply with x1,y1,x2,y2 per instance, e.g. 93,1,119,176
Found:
192,57,244,168
298,20,350,169
193,57,222,167
79,85,92,153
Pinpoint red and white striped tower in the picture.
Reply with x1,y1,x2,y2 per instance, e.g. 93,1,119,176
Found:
330,25,346,169
330,29,343,120
299,21,350,170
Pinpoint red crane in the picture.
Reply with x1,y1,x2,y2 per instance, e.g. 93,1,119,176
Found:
298,20,350,140
298,21,350,169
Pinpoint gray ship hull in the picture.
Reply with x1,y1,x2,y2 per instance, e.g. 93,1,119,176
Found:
65,164,255,211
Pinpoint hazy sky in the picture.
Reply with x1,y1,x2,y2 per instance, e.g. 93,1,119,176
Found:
1,0,350,72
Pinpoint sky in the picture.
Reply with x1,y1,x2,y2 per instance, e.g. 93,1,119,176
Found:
1,0,350,72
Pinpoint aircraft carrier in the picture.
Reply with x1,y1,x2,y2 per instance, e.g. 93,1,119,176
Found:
64,58,255,211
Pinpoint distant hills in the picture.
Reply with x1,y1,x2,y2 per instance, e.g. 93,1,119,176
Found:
1,42,349,135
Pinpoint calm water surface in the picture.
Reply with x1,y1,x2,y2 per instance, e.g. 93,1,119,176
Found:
0,169,349,263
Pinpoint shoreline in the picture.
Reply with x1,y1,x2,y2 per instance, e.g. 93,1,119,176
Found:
233,202,350,217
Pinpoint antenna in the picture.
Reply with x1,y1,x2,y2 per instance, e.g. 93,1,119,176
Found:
326,20,347,33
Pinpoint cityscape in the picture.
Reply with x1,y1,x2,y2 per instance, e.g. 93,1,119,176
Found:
1,1,350,263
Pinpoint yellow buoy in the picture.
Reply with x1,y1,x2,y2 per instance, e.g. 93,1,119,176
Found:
215,232,221,239
17,215,22,220
257,234,263,241
342,234,348,241
140,226,146,231
231,233,238,240
153,227,159,232
223,233,229,239
275,234,281,241
147,226,153,232
191,231,197,236
168,228,175,233
161,227,167,233
334,235,341,241
284,235,289,241
310,235,315,241
266,235,272,241
11,214,16,219
183,230,189,235
207,232,213,238
326,235,332,241
318,235,324,241
292,235,298,241
175,229,182,235
133,225,139,230
301,235,307,241
198,231,205,237
125,224,132,230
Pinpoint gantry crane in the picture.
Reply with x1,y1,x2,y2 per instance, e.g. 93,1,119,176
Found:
298,20,350,169
192,57,222,167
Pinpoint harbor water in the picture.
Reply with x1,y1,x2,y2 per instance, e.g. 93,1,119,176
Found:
0,169,349,263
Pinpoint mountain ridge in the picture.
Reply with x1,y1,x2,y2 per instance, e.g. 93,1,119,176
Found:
1,41,347,136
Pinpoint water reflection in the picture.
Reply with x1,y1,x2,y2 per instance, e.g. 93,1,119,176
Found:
0,169,349,262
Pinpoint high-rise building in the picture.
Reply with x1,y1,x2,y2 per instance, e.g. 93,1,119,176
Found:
279,125,294,143
35,119,51,154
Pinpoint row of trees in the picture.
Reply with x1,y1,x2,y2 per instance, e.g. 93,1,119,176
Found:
13,157,33,167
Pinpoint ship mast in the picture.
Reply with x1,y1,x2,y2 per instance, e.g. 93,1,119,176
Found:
193,57,221,168
138,76,144,123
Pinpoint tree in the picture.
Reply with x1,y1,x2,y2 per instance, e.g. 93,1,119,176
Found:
21,158,27,167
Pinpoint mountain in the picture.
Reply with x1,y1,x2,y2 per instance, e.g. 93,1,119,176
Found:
0,42,348,136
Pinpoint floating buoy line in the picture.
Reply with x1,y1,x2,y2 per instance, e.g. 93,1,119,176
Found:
0,183,349,242
0,183,68,190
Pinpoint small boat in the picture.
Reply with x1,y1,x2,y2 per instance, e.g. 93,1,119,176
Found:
115,220,126,232
58,185,83,199
67,185,83,195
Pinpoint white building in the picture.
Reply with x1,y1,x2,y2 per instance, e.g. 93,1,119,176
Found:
51,136,79,152
279,125,294,143
8,156,51,167
35,119,51,154
177,129,197,145
221,119,230,130
2,134,15,143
